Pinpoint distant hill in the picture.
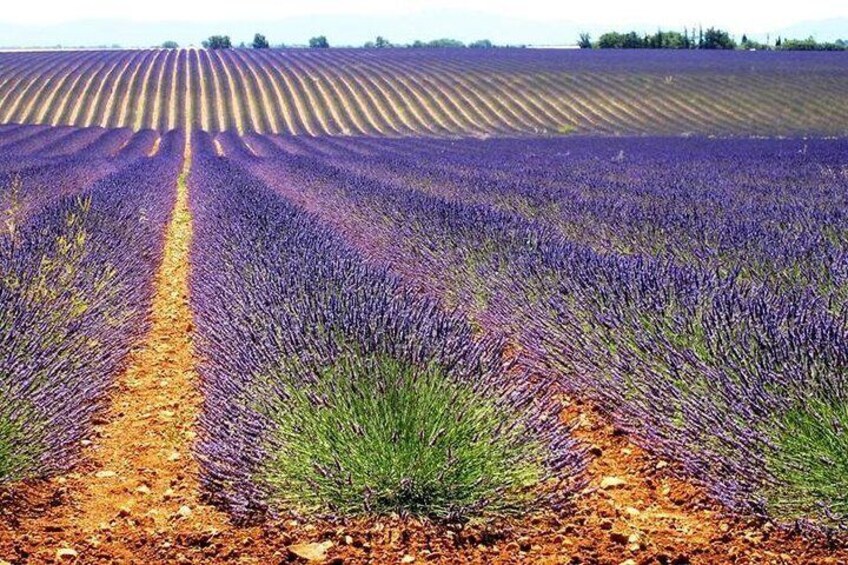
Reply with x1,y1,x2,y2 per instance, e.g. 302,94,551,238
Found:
0,13,843,49
0,12,585,48
775,17,848,42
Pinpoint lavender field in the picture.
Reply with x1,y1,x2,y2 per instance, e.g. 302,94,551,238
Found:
1,125,180,480
1,48,847,563
0,49,847,136
214,132,848,528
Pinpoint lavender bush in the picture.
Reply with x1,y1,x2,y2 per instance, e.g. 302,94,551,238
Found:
189,131,584,522
235,134,848,529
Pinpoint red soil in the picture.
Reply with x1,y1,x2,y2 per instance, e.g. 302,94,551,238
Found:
3,393,846,564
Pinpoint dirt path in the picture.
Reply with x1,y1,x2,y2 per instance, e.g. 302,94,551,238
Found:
0,143,231,563
58,141,226,553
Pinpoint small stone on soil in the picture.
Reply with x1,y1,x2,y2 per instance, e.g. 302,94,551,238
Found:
288,541,334,561
56,547,78,560
600,476,627,489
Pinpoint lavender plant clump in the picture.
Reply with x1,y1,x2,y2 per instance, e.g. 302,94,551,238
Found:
231,134,848,530
188,131,585,522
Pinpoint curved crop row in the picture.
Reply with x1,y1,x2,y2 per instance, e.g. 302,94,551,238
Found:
0,129,182,483
188,131,584,522
0,49,847,136
0,126,162,231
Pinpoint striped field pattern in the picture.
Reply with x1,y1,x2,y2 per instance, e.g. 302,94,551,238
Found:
0,48,847,136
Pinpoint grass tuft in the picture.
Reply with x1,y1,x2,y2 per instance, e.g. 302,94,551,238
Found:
764,397,848,527
0,406,34,483
0,430,15,481
260,354,545,520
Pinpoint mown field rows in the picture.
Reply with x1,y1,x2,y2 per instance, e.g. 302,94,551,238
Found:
0,49,847,136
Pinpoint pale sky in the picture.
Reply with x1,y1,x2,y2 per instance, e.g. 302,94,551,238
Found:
1,0,846,48
3,0,846,33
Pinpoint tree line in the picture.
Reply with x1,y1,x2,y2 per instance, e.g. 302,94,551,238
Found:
160,30,846,51
164,35,501,50
578,28,847,51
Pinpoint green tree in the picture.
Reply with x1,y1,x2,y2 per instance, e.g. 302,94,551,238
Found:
161,40,179,49
202,35,232,49
252,33,270,49
577,33,592,48
469,39,494,48
309,35,330,48
701,27,736,49
597,31,644,49
411,38,466,48
648,31,686,49
597,32,623,48
778,36,847,51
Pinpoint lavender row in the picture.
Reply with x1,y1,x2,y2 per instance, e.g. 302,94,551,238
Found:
188,131,584,521
1,126,161,235
265,135,848,310
0,130,182,482
0,125,130,168
235,134,848,529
